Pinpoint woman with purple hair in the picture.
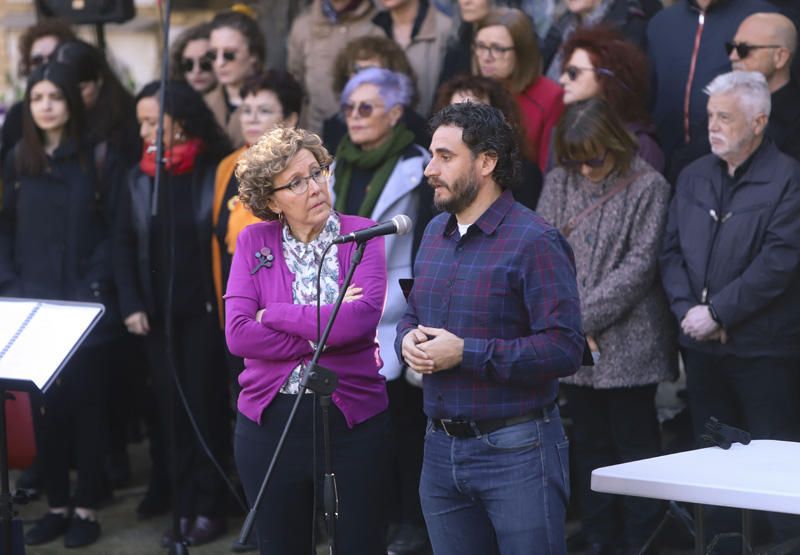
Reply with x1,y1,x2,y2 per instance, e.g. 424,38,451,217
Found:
331,67,434,552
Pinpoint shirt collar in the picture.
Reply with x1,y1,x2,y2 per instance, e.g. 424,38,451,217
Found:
443,189,515,238
716,137,766,183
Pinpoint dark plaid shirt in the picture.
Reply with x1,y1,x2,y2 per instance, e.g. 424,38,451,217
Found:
395,190,584,420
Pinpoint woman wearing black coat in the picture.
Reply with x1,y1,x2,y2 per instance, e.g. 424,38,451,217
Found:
113,80,233,547
0,62,122,548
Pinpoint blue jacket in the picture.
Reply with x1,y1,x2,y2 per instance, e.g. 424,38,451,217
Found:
647,0,777,162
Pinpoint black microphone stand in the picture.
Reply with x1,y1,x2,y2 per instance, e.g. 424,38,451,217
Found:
149,0,186,553
236,240,369,554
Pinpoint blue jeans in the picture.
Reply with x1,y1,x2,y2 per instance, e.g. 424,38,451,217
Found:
420,406,570,555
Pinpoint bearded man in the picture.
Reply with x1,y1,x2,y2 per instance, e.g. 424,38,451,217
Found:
394,102,584,555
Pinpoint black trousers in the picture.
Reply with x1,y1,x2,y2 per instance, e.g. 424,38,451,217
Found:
40,343,111,509
386,376,426,527
235,395,389,555
683,349,800,546
562,383,664,547
144,314,230,518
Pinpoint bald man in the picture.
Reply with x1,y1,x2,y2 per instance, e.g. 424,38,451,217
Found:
730,12,800,160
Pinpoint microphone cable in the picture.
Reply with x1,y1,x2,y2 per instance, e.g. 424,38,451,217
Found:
152,0,245,527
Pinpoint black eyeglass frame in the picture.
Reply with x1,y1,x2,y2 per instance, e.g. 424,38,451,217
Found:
272,164,331,195
724,41,783,59
180,55,214,73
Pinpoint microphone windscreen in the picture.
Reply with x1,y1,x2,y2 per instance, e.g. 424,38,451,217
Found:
393,215,413,236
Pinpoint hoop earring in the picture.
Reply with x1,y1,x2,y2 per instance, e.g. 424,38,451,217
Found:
277,212,285,224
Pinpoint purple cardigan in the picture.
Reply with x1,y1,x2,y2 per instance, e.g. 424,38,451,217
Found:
224,214,388,427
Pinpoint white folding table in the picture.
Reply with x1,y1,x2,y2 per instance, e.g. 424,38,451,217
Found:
591,440,800,555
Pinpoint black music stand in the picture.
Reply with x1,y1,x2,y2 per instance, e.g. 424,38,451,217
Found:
0,298,105,555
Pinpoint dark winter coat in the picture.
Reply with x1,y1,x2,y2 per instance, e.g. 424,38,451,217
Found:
0,139,123,344
660,139,800,358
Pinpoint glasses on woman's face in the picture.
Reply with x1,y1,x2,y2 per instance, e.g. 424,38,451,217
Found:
341,101,383,119
272,165,330,195
208,49,238,63
563,65,615,81
473,41,515,59
724,41,782,59
180,55,213,73
559,151,608,170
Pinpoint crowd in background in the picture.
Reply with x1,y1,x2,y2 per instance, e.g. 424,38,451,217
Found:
1,0,800,553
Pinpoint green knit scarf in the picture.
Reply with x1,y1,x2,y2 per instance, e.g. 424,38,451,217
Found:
333,123,415,217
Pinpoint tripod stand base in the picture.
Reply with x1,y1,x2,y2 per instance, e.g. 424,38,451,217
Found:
0,519,25,555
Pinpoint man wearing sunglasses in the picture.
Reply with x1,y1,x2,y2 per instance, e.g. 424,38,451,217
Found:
396,103,584,555
661,70,800,551
729,12,799,161
646,0,778,178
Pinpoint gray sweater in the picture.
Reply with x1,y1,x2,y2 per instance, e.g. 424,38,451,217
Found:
537,157,677,388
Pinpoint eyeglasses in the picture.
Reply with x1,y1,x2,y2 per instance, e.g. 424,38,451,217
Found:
30,54,49,69
559,151,608,170
208,49,238,63
341,101,383,119
272,165,330,195
180,56,213,73
563,65,633,94
724,41,782,59
473,41,515,58
563,65,615,82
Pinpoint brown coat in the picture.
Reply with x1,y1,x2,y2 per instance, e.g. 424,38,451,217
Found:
537,157,677,388
375,5,452,116
204,86,245,149
288,0,384,133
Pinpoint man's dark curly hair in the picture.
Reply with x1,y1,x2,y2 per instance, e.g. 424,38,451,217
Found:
429,103,520,191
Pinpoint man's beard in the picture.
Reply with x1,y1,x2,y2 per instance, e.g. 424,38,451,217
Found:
709,131,753,161
432,169,481,214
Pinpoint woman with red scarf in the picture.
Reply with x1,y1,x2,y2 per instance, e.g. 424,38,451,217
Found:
113,80,233,547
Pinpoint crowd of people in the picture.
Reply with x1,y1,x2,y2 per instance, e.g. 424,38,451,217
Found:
1,0,799,554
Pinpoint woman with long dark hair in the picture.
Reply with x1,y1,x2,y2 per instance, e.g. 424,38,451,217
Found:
52,39,140,167
113,80,233,547
0,62,123,548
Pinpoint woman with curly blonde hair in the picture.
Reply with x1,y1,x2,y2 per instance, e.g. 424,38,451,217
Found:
225,126,390,554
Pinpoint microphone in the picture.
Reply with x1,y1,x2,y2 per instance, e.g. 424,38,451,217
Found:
332,215,413,244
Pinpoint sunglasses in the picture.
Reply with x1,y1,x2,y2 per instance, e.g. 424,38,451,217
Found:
208,49,237,63
724,41,782,59
341,101,382,119
180,56,213,73
30,54,49,69
559,151,608,170
564,65,615,82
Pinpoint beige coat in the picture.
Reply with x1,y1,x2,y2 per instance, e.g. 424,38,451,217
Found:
204,85,245,148
388,6,452,117
288,0,383,133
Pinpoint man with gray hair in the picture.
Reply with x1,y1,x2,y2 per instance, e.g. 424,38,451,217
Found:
661,70,800,550
729,12,800,160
